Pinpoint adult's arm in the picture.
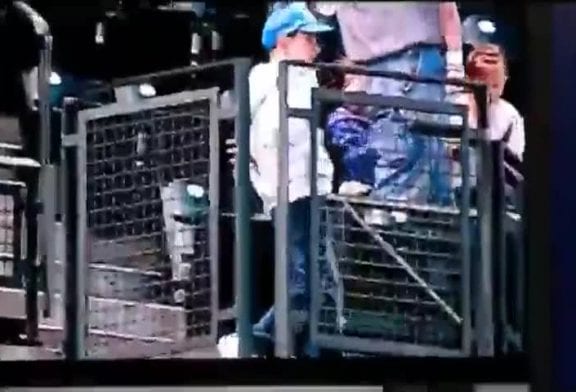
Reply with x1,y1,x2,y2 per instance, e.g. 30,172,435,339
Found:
439,2,463,52
440,2,469,118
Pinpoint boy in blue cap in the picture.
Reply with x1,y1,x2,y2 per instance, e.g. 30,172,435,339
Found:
218,2,337,358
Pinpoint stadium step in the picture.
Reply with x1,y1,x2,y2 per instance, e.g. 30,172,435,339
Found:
43,294,187,342
0,343,62,360
50,261,168,303
88,263,166,302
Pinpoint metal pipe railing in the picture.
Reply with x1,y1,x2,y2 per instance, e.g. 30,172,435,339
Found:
9,1,53,343
232,58,255,357
61,97,86,360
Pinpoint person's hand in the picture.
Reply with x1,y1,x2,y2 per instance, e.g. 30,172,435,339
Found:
225,138,238,166
226,138,259,173
446,91,477,128
338,181,372,196
338,57,367,93
335,57,369,115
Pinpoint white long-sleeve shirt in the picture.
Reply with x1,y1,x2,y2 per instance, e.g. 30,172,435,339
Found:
488,98,525,161
249,60,334,215
452,98,525,190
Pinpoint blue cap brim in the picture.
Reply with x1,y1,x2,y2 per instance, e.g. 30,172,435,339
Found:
298,21,333,34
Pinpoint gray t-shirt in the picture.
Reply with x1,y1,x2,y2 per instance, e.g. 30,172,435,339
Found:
316,2,443,62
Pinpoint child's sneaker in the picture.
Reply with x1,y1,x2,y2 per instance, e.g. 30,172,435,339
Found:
217,333,239,358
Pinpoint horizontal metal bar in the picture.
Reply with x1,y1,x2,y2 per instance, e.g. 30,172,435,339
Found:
287,108,312,119
219,306,236,321
326,194,479,217
299,97,465,138
0,288,47,320
38,325,219,359
407,120,464,138
87,328,175,343
77,89,217,123
314,89,467,117
111,57,249,87
220,212,272,222
285,60,484,91
0,180,26,192
87,335,218,360
88,263,163,278
0,143,23,151
61,134,80,147
0,344,61,361
0,156,41,170
314,333,465,357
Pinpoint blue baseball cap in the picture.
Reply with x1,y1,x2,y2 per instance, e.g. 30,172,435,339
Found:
261,3,333,50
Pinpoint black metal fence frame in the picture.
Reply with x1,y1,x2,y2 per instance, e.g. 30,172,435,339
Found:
308,88,474,357
57,58,254,359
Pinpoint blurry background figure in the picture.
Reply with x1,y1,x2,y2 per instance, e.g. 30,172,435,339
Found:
449,43,524,209
465,43,524,209
466,43,524,161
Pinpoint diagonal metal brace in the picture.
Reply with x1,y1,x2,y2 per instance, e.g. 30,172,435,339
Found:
340,199,463,325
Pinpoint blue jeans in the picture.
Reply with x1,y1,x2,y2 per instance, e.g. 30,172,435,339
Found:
253,197,338,356
364,44,454,206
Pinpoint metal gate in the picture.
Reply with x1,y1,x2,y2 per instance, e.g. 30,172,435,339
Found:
273,60,503,358
308,89,473,357
61,89,222,359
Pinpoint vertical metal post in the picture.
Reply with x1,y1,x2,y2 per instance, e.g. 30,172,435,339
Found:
459,108,473,356
492,142,507,353
233,58,254,357
61,97,86,360
516,178,526,351
24,169,39,345
275,61,292,357
37,34,55,319
473,85,495,356
308,90,321,355
38,35,52,165
21,31,52,345
208,88,221,346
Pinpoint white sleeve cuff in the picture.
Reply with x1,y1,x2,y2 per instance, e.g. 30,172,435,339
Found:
313,2,340,16
446,49,464,67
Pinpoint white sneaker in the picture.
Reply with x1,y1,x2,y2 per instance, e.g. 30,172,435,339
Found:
217,333,239,358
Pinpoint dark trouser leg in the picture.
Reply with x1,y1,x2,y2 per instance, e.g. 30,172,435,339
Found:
253,198,312,350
